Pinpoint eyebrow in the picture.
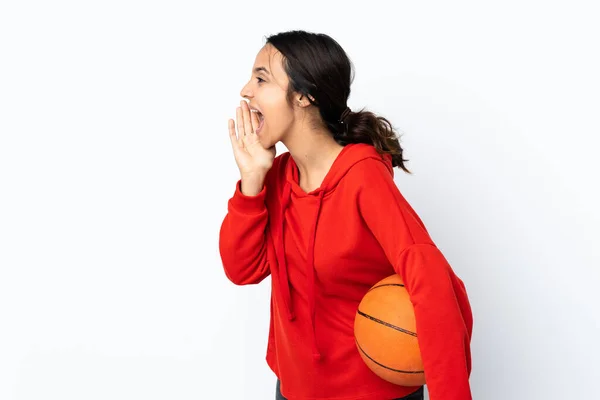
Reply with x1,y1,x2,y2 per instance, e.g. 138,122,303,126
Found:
254,66,270,75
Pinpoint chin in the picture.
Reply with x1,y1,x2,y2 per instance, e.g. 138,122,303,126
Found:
257,133,275,148
262,140,276,149
257,137,270,148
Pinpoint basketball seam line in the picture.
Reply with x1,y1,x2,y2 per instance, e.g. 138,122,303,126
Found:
355,339,424,374
356,309,417,337
367,283,405,293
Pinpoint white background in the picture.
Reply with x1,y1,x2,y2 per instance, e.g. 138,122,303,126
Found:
1,1,598,399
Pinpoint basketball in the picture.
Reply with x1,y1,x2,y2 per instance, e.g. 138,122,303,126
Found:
354,274,426,387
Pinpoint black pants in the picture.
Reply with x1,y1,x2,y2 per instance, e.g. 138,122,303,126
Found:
275,379,424,400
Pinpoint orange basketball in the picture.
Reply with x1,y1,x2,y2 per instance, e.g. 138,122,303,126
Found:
354,274,426,387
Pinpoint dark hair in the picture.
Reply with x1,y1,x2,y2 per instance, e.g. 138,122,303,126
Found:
265,30,410,173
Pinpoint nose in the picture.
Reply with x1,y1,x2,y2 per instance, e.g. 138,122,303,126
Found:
240,80,253,99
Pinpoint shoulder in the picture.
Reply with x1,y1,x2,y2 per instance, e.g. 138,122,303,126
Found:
342,156,412,211
345,155,396,190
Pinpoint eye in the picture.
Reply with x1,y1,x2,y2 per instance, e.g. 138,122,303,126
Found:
256,77,265,84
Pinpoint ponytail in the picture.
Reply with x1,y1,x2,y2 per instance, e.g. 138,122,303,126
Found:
333,108,411,174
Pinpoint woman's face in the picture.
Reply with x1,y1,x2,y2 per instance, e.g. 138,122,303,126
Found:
239,44,297,148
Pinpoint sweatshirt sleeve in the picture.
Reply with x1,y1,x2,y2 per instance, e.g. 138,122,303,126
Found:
356,159,473,400
218,179,271,285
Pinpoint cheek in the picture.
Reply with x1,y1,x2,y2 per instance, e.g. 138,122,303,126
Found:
263,89,291,120
259,89,293,140
267,102,293,129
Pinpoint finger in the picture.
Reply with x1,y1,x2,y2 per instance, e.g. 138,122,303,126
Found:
250,108,260,133
241,100,253,135
228,119,240,152
236,106,245,137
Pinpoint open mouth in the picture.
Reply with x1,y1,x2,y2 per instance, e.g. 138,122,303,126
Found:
251,109,265,134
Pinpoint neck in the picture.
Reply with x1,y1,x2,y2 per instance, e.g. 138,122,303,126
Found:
282,126,344,190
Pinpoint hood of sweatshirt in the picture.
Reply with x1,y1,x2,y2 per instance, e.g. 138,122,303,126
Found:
273,143,393,361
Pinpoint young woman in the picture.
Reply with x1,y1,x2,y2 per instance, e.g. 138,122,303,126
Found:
219,30,473,400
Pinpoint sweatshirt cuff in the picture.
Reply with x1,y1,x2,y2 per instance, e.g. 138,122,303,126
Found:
229,179,267,214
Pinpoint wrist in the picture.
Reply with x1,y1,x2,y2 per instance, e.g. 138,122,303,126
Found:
240,173,265,196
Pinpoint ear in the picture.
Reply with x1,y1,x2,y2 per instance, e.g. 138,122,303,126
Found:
296,94,315,107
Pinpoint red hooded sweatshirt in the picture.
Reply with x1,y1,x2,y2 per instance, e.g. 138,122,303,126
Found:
219,143,473,400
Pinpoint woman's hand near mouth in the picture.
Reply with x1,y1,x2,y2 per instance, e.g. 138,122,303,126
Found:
228,100,276,196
